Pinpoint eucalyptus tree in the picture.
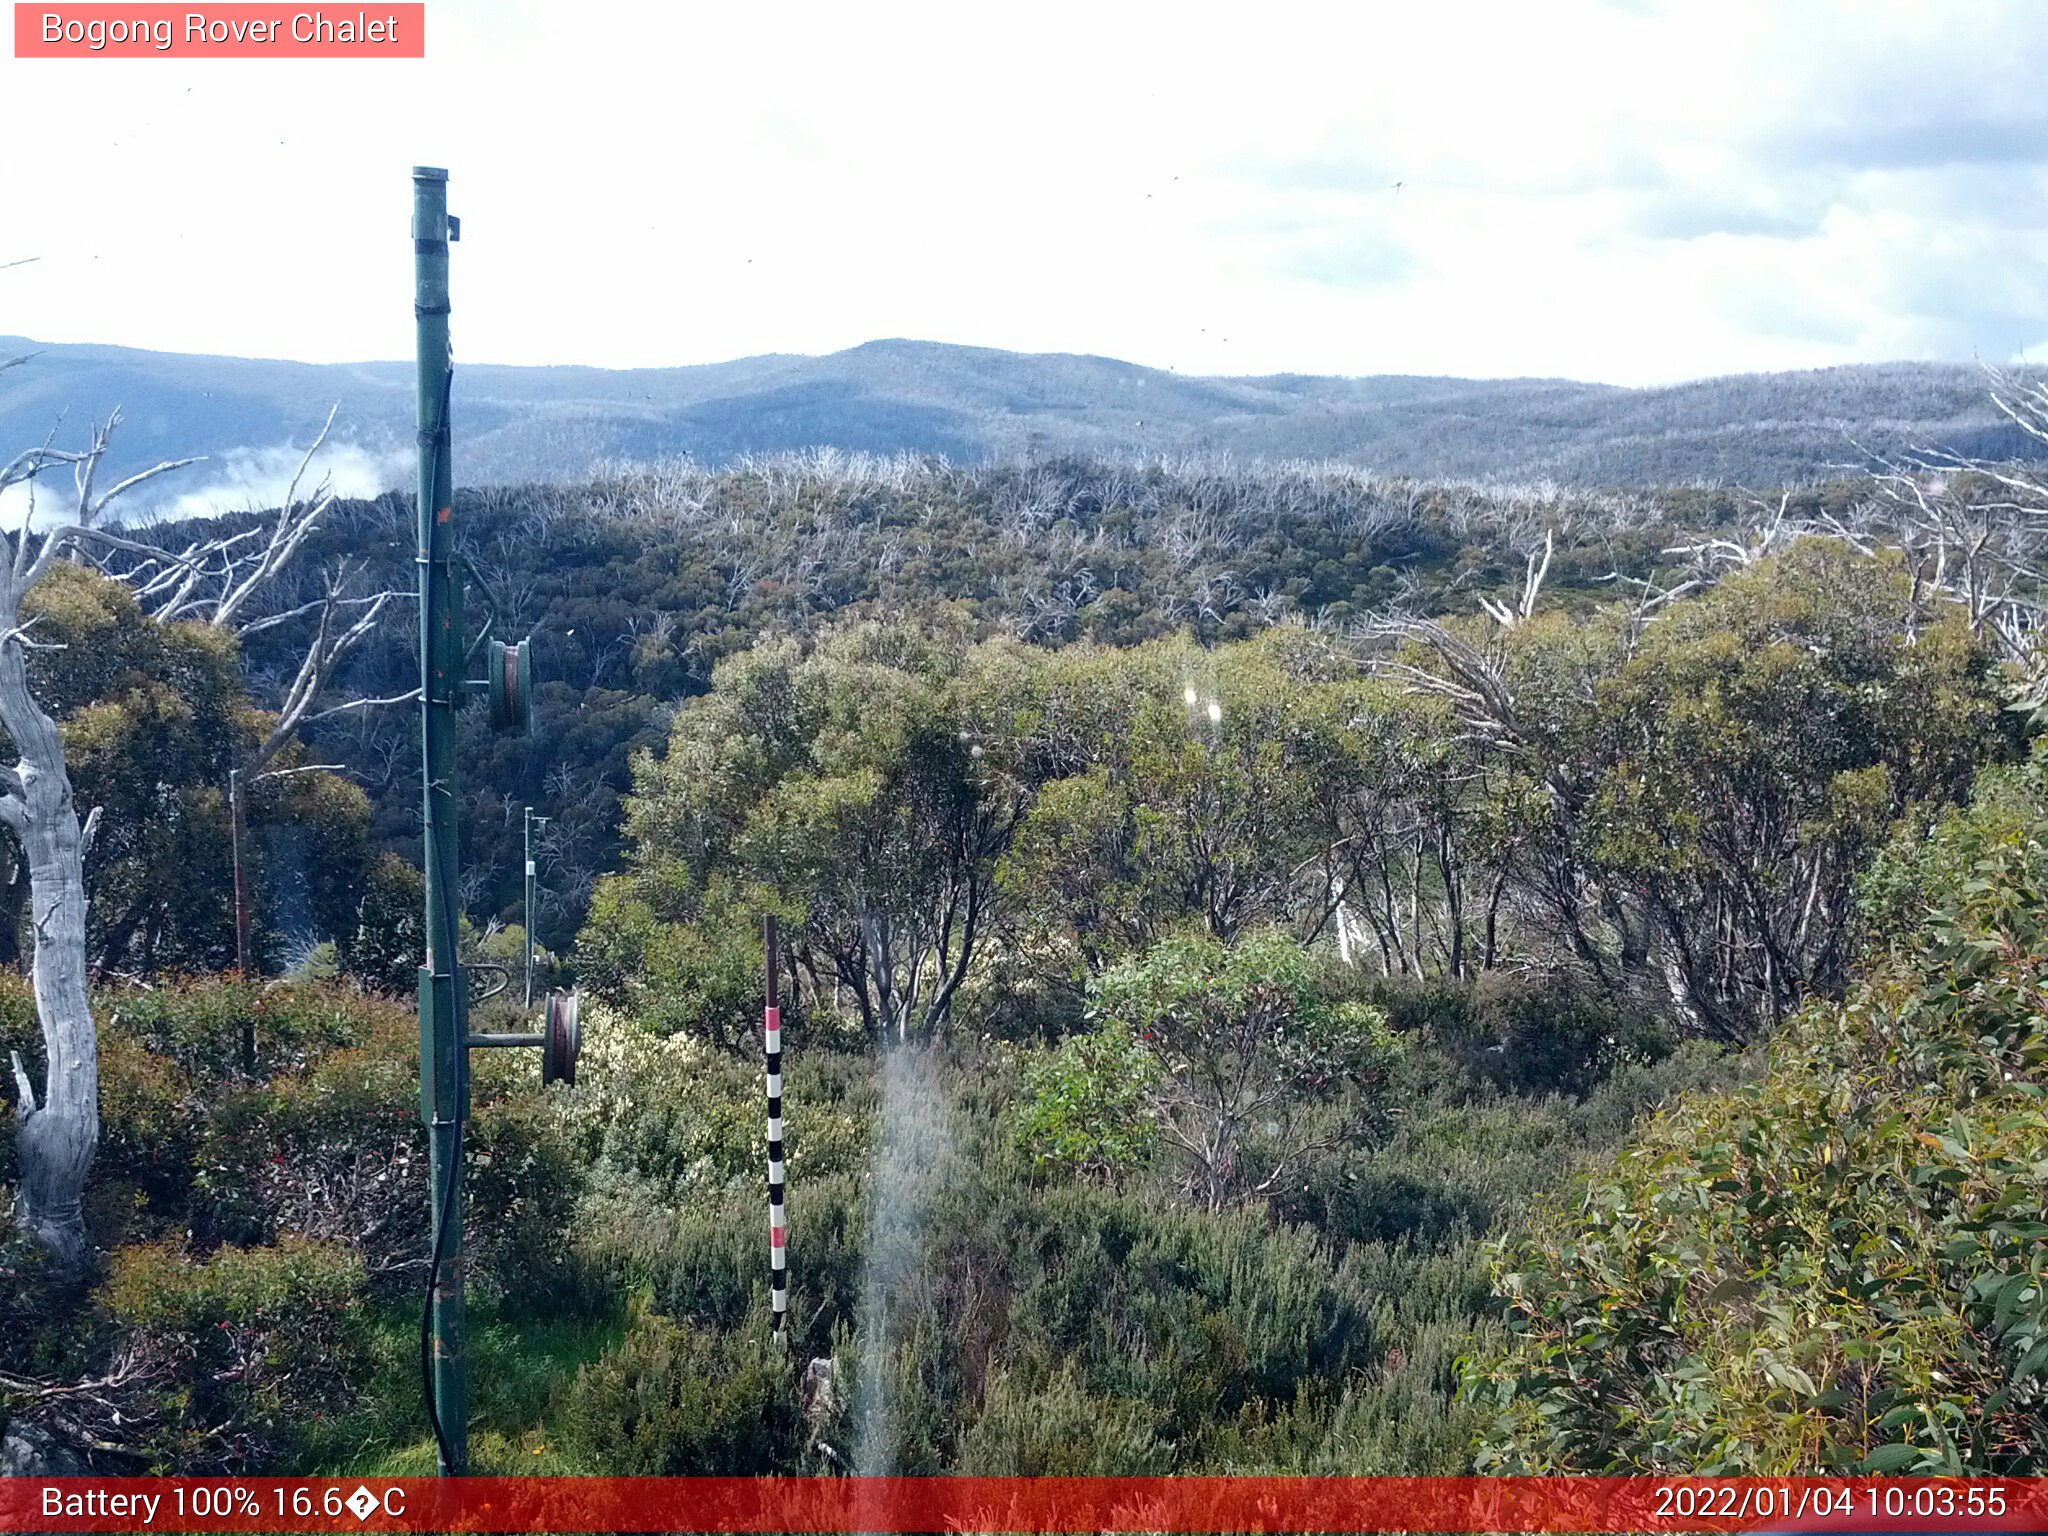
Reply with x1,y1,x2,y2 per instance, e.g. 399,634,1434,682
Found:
1368,539,2002,1041
997,633,1360,966
590,621,1028,1046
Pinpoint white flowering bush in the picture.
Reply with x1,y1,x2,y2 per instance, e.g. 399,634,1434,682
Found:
561,1002,869,1210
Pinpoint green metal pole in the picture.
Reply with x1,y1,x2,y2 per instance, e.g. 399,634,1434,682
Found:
413,164,467,1478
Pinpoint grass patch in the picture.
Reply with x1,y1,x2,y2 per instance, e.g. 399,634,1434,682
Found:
306,1291,629,1476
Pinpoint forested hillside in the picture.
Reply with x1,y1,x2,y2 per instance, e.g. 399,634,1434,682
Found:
203,456,1904,956
8,430,2048,1478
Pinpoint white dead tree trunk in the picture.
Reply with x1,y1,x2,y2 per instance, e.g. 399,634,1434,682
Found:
2,633,94,1267
0,413,197,1265
2,400,409,1261
1477,527,1554,629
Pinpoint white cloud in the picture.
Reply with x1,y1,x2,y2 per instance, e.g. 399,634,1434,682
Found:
0,479,36,534
160,441,409,522
1,0,2044,385
0,439,405,532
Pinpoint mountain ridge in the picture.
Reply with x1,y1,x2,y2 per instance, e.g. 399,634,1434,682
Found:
0,333,2035,501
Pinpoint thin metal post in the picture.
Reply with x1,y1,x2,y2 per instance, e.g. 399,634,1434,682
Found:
523,807,547,1007
523,808,534,1006
229,767,253,1074
229,769,252,978
413,163,467,1478
764,914,787,1333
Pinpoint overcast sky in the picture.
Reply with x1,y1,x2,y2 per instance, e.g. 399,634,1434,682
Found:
4,0,2046,386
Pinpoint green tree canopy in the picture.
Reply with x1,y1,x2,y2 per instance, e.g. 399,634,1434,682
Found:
3,565,377,975
1468,745,2048,1473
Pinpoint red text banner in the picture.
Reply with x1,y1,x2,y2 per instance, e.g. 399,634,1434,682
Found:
4,1476,2048,1533
14,4,424,57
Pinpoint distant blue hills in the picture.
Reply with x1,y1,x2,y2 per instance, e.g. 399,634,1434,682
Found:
1,335,2035,505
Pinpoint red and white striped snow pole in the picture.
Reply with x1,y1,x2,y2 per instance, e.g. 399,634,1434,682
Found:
764,914,787,1334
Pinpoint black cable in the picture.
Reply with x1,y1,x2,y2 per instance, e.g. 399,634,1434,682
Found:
421,1085,462,1471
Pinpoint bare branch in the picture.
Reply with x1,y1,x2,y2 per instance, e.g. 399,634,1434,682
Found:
84,456,205,522
0,618,65,654
10,1048,36,1119
209,408,342,632
236,589,409,638
276,405,338,543
301,689,422,724
250,762,355,783
33,523,199,577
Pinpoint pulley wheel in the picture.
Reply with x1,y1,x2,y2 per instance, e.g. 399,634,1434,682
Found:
487,637,533,734
542,990,580,1087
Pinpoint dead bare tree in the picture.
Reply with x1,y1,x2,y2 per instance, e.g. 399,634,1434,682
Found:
1477,527,1555,629
3,398,409,1263
0,410,198,1265
1661,492,1804,577
1360,613,1526,755
1847,420,2048,663
119,408,418,781
1651,377,2048,668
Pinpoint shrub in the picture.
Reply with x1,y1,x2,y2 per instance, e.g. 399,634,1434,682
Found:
559,1301,798,1473
99,1236,370,1472
1375,973,1671,1100
0,1228,94,1385
286,941,341,982
1089,927,1399,1209
190,1020,423,1266
109,977,384,1081
1013,1020,1160,1183
337,852,425,995
956,1364,1168,1474
8,978,404,1238
94,1030,203,1226
190,997,580,1303
563,1004,869,1205
570,1028,1411,1474
580,876,788,1053
1279,1040,1740,1253
586,1172,868,1348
